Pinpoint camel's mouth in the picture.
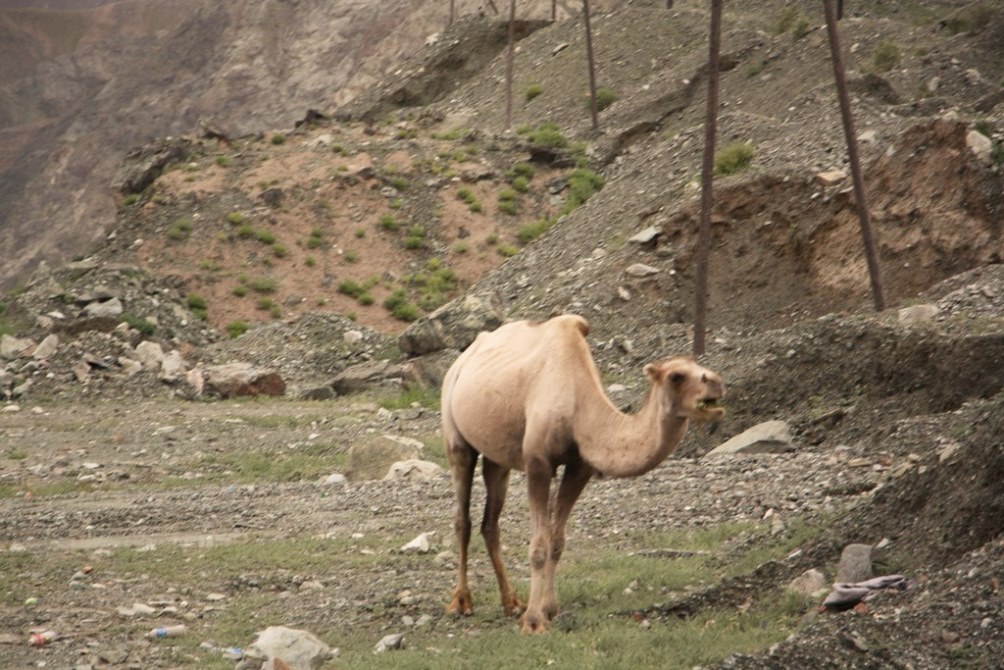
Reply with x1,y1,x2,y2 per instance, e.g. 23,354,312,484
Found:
694,396,726,421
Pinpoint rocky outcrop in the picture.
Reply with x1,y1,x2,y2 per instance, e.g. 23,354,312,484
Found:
203,363,286,398
399,293,504,356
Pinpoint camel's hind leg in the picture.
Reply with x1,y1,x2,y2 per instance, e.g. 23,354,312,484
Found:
481,458,524,616
446,436,478,616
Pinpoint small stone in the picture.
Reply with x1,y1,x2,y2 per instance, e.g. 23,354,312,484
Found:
401,532,434,554
966,129,993,163
374,633,405,653
815,170,847,186
624,263,660,278
898,304,939,325
628,226,661,245
321,473,347,486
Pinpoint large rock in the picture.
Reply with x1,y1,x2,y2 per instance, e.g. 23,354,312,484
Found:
704,420,794,458
159,350,187,382
383,459,444,481
346,435,423,482
403,349,459,389
111,138,192,194
134,341,166,371
398,293,504,356
32,334,59,360
330,359,407,395
243,626,333,670
836,543,874,584
786,568,829,598
204,363,286,398
1,335,35,360
84,297,124,319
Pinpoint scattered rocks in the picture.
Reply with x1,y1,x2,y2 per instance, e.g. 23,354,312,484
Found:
624,263,660,278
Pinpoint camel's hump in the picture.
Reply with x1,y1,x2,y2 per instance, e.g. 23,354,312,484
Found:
549,313,590,337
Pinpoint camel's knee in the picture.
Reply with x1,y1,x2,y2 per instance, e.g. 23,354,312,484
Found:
550,536,566,563
455,516,472,541
529,544,548,571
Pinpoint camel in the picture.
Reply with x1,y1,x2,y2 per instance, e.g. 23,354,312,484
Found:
441,314,726,633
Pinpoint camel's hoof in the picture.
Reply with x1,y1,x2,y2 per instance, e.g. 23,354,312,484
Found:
446,592,474,616
502,595,525,617
519,611,549,634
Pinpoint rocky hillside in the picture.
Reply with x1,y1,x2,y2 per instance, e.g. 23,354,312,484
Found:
0,0,1003,668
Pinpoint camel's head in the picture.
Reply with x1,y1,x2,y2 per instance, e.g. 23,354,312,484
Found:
645,357,726,422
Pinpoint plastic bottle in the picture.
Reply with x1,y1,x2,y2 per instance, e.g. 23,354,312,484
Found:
145,624,187,639
28,630,58,646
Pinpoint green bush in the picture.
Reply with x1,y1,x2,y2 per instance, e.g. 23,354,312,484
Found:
559,168,605,216
344,251,359,263
507,162,535,182
254,228,276,244
338,280,364,298
713,141,755,176
232,285,248,297
511,175,530,193
497,244,519,258
379,214,400,232
216,155,232,167
167,217,193,240
526,122,567,149
237,223,254,239
270,134,286,145
226,211,245,225
120,312,155,336
249,276,278,293
869,40,901,73
272,243,287,258
592,87,618,112
518,218,554,244
122,193,141,206
526,84,543,102
383,289,420,322
226,320,249,338
304,256,317,267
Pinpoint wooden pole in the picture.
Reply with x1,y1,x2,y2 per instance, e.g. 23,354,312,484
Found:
693,0,723,357
822,0,887,311
449,0,455,26
582,0,599,131
505,0,516,130
552,0,557,22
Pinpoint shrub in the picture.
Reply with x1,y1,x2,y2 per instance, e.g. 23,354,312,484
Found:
869,40,901,73
527,122,567,148
237,223,254,239
792,18,811,41
457,187,482,213
507,162,535,182
592,87,618,112
526,84,543,102
355,227,366,238
498,200,518,216
511,175,530,193
226,211,245,225
771,6,800,34
120,312,155,336
272,243,287,258
518,218,553,244
186,294,207,311
254,228,276,245
379,213,400,232
452,240,469,254
257,297,274,310
270,134,286,145
485,232,499,245
497,244,519,258
122,193,141,206
383,289,420,322
167,217,193,240
344,251,359,263
232,285,248,297
249,276,278,293
304,255,317,267
226,320,249,338
357,293,375,306
387,176,409,191
216,155,232,167
559,168,605,216
713,141,755,176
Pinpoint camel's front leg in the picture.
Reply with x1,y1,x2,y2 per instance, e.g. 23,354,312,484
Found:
446,443,477,616
520,459,553,634
481,459,523,616
540,459,593,621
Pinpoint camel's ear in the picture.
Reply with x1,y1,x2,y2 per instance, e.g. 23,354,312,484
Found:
644,363,662,382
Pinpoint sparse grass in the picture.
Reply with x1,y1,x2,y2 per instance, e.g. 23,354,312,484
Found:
236,223,254,239
403,225,427,250
497,187,519,215
485,232,499,246
226,320,249,338
713,141,755,176
746,58,767,78
343,251,359,263
304,256,317,268
379,213,400,232
525,83,543,102
354,227,366,238
166,217,193,241
248,276,278,294
526,121,567,148
770,5,801,34
868,40,901,74
120,312,155,336
376,384,441,410
518,218,554,244
456,188,482,213
511,175,530,193
592,87,618,111
431,127,468,141
122,193,141,206
942,4,993,35
792,18,811,41
387,175,409,191
186,294,208,321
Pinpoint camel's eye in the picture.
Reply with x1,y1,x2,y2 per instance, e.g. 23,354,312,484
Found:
669,372,686,385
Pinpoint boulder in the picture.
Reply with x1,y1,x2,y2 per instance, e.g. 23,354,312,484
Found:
346,435,422,482
204,363,286,398
32,334,59,360
836,543,874,584
84,297,124,319
786,568,829,598
330,359,407,395
704,420,794,458
383,459,444,481
1,335,35,360
898,304,940,325
111,138,192,194
243,626,333,670
403,349,459,389
134,341,166,371
159,350,187,382
399,293,504,356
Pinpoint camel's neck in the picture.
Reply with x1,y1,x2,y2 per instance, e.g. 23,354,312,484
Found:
575,383,689,478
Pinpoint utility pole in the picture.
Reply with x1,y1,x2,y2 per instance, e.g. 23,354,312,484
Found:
693,0,723,357
582,0,599,131
822,0,887,311
505,0,516,130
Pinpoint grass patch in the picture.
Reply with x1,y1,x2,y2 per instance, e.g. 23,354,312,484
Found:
525,121,567,149
248,276,278,294
186,294,208,321
867,40,901,74
226,320,249,338
120,312,156,336
383,289,421,322
166,217,193,241
518,217,554,244
525,83,543,102
379,213,401,232
592,87,618,111
376,384,441,410
559,168,605,216
226,211,245,225
713,141,754,176
456,188,482,213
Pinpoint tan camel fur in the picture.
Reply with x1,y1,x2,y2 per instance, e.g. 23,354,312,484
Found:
441,314,726,633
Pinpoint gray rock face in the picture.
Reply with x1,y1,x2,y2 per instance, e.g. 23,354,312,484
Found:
346,435,422,482
399,293,504,356
403,349,459,389
330,359,407,395
704,420,794,458
836,543,875,584
203,363,286,398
